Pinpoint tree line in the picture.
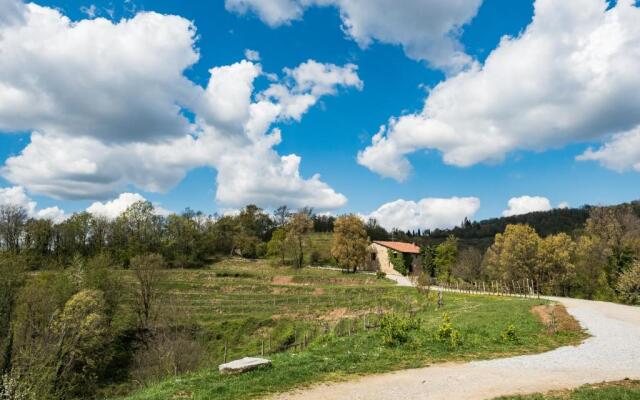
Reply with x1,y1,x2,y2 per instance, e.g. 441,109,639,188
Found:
417,204,640,304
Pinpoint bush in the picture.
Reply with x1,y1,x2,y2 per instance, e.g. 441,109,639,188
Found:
309,250,321,265
436,313,461,347
380,313,418,346
500,324,519,343
1,373,34,400
617,262,640,305
376,271,386,279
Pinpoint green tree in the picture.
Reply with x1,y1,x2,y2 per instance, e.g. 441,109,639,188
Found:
0,255,25,374
616,261,640,305
434,235,458,282
285,211,314,268
539,233,576,296
50,289,111,399
267,228,287,265
331,215,368,272
483,224,541,282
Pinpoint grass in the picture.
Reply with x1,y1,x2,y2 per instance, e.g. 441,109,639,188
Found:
111,258,586,400
495,380,640,399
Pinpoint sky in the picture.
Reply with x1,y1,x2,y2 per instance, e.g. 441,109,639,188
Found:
0,0,639,231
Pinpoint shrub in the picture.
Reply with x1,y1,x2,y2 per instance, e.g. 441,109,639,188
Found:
500,324,519,343
380,313,418,346
376,271,386,279
436,313,461,347
617,262,640,305
309,250,321,265
1,373,34,400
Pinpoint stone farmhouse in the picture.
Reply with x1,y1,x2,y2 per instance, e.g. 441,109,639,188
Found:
365,240,422,276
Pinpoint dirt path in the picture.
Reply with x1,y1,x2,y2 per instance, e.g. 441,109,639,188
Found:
268,296,640,400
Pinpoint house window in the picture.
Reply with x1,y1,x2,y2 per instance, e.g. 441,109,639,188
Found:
371,252,376,261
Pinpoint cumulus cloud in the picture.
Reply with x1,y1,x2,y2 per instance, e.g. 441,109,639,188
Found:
225,0,482,72
0,186,66,222
502,196,552,217
577,126,640,172
365,197,480,231
87,192,170,219
0,2,361,210
358,0,640,181
0,0,26,27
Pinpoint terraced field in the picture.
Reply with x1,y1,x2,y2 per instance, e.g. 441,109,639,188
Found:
112,258,585,400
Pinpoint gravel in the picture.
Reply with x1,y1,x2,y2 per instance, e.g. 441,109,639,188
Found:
269,296,640,400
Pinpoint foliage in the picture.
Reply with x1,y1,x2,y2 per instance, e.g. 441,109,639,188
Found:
1,372,34,400
483,224,541,282
388,249,408,276
434,236,458,282
380,313,418,346
500,324,519,343
331,215,368,272
0,254,25,374
267,228,287,265
616,261,640,305
376,271,386,279
436,313,461,347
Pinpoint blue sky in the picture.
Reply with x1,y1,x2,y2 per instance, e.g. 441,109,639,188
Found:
0,0,639,230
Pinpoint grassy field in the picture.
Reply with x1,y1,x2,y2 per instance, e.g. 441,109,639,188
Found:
110,258,586,400
495,380,640,399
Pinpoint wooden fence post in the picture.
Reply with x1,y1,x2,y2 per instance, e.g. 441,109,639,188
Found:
224,339,228,363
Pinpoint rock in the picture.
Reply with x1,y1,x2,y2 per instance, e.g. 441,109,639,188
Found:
218,357,272,374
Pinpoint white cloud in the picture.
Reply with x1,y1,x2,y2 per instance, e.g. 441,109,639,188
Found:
365,197,480,231
0,186,66,222
244,48,261,61
358,0,640,181
577,126,640,172
0,4,199,143
557,201,570,209
86,192,170,219
0,2,361,210
0,0,26,27
225,0,482,72
502,196,552,217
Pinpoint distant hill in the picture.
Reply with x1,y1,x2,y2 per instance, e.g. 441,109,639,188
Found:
423,207,592,250
421,200,640,250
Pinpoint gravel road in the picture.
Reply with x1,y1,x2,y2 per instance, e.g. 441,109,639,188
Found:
269,296,640,400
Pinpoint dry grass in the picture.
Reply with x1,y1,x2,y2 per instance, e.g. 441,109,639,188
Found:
531,304,582,335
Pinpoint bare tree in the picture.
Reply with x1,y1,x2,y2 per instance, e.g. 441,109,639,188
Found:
130,254,166,331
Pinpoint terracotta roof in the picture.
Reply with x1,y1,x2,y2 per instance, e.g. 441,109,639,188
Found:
373,241,421,254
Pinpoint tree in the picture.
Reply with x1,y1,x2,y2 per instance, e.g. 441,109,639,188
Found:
285,211,314,268
130,254,166,331
585,205,640,285
483,224,541,282
365,218,390,241
0,205,28,254
452,247,483,282
50,289,111,399
273,206,291,227
538,233,576,296
0,255,25,374
331,215,368,272
434,235,458,282
267,228,287,265
616,261,640,305
573,235,609,299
